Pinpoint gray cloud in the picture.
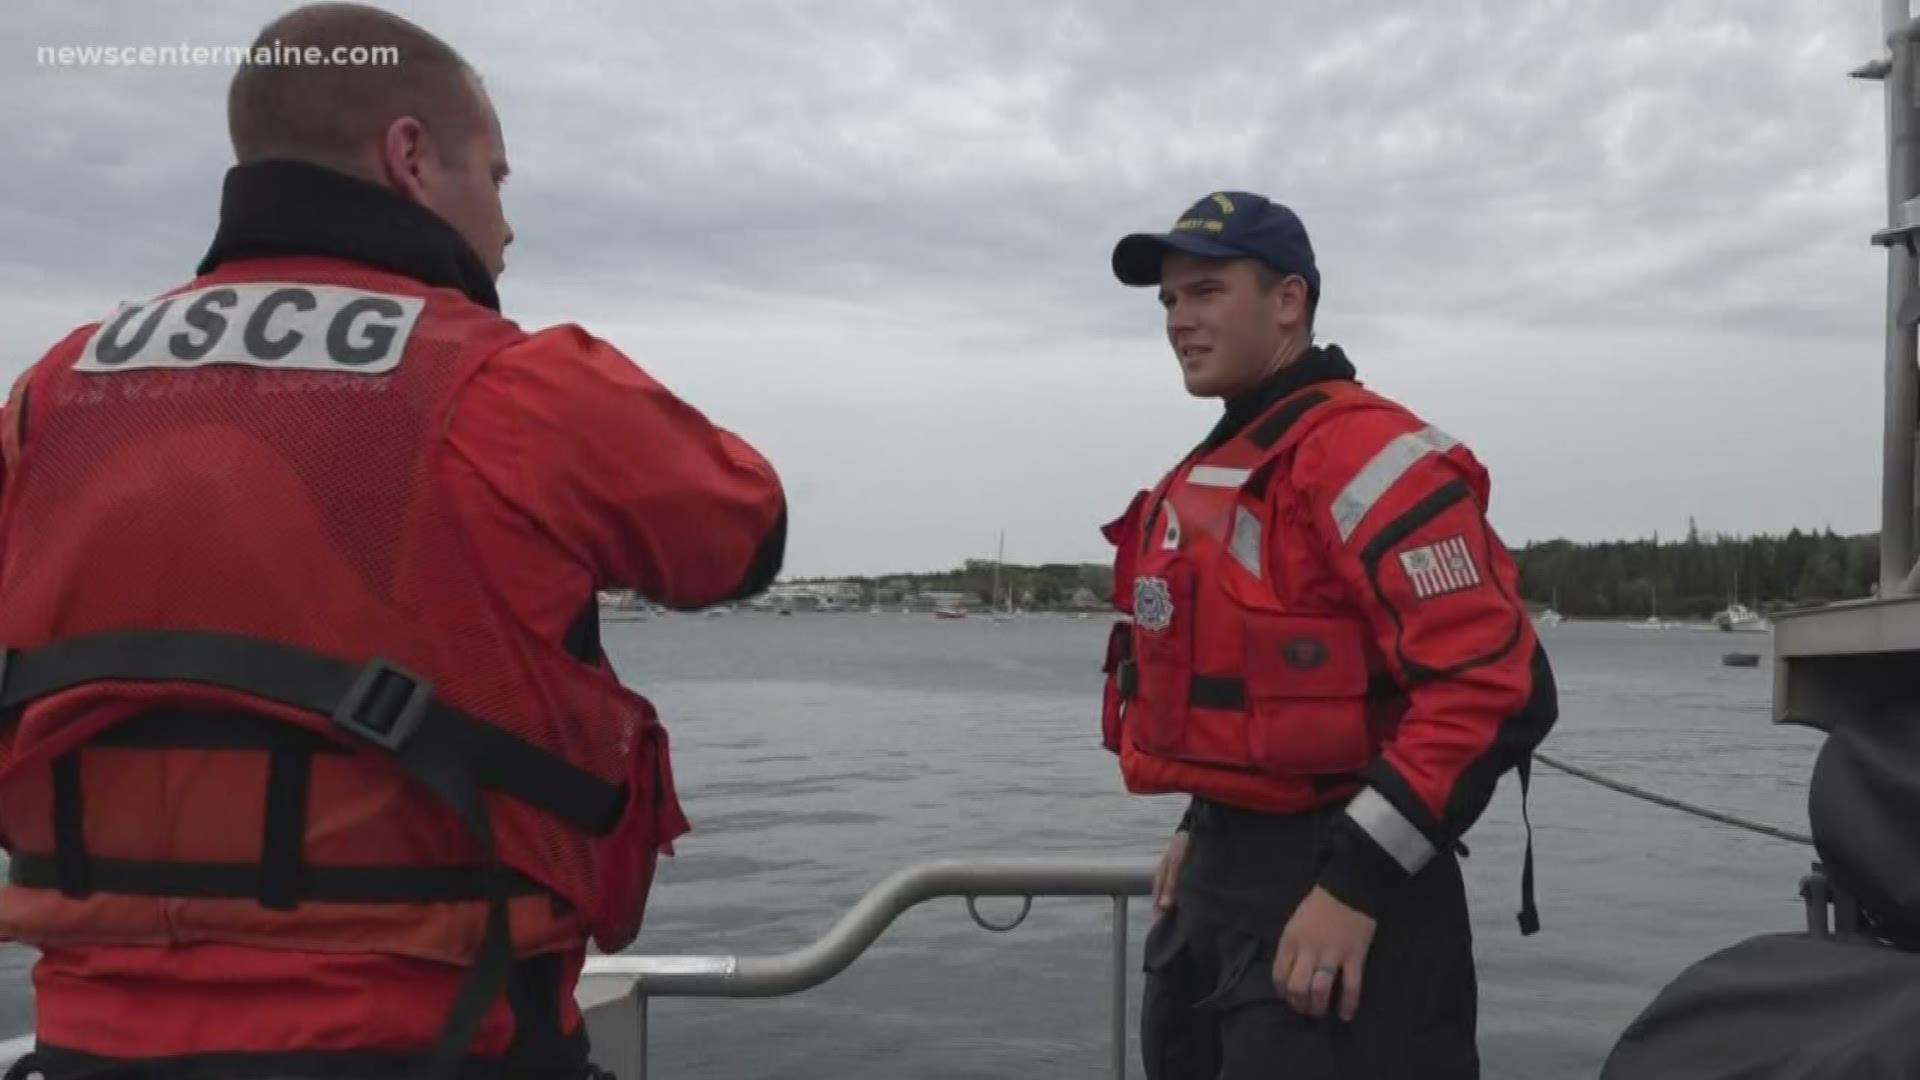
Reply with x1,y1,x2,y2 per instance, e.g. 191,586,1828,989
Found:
1,0,1896,578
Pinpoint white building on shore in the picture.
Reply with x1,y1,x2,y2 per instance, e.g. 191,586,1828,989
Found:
750,580,866,610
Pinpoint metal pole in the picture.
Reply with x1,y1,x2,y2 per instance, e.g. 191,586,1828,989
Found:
1801,871,1829,937
1111,895,1128,1080
634,994,648,1080
1883,0,1920,591
590,860,1152,993
580,860,1151,1075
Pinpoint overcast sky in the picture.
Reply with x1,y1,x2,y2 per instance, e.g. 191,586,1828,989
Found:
4,1,1898,579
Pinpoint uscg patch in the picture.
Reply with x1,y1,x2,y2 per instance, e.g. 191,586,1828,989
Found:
1134,576,1174,632
76,282,425,375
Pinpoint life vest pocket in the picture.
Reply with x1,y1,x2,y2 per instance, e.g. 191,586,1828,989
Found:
586,708,690,954
1241,613,1373,776
1130,558,1195,754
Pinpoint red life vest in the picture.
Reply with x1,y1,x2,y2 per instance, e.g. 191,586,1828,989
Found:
1099,380,1412,813
0,256,689,1070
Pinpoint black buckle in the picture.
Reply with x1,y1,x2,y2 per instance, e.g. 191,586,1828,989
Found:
332,657,433,752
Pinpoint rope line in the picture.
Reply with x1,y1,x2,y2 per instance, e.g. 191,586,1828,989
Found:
1533,751,1814,846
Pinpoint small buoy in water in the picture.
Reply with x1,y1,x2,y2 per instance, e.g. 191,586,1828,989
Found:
1722,651,1761,668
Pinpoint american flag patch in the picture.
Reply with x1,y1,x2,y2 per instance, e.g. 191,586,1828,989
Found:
1397,534,1481,600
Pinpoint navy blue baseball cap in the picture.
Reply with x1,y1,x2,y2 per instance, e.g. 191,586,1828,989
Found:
1112,190,1320,298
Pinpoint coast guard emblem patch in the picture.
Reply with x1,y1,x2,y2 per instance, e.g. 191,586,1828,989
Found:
1134,577,1174,632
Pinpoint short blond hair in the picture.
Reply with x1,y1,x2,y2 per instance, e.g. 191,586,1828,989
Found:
226,2,483,171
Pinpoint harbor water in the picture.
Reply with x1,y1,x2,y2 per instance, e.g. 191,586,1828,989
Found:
0,612,1821,1078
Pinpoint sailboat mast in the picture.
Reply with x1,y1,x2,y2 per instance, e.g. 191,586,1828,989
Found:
993,530,1004,609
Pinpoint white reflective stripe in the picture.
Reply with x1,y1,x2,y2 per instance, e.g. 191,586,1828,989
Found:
1186,465,1252,488
1345,787,1436,875
1229,505,1262,578
1332,426,1458,542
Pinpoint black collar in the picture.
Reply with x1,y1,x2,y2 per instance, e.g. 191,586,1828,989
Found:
196,158,500,312
1201,343,1358,449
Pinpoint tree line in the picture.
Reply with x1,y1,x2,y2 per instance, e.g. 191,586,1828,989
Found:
790,521,1881,618
789,560,1116,610
1512,520,1878,619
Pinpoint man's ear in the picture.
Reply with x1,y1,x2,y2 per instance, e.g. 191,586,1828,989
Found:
1272,275,1309,331
378,116,433,199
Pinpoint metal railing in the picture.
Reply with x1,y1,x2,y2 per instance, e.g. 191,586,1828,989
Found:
582,857,1154,1079
0,859,1152,1080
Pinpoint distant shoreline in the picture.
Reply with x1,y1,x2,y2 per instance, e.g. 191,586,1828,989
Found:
619,525,1882,620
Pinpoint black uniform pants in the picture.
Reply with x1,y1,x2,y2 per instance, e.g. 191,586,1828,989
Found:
1140,806,1480,1080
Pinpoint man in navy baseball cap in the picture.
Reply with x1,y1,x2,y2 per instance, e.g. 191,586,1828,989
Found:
1101,188,1553,1080
1111,189,1320,303
1108,190,1325,401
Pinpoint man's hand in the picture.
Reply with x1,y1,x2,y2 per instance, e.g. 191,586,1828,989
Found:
1152,830,1190,914
1275,885,1376,1021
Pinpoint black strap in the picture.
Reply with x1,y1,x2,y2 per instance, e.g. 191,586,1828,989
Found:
33,707,542,914
1242,459,1279,500
91,707,348,753
505,952,574,1062
0,629,626,835
31,712,533,1080
1186,672,1404,714
34,708,529,910
8,853,550,903
1246,388,1333,450
1516,753,1540,935
16,729,543,1077
3,1036,599,1080
0,632,608,1079
400,729,516,1080
51,751,88,898
1189,675,1247,711
259,738,314,911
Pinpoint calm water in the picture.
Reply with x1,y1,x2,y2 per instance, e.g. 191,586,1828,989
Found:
0,615,1823,1078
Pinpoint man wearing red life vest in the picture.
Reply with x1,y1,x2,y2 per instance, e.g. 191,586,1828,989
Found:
0,5,785,1079
1100,191,1558,1079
